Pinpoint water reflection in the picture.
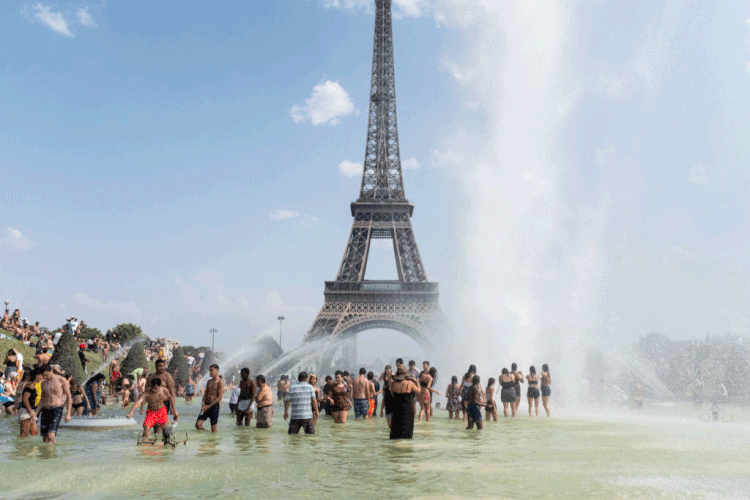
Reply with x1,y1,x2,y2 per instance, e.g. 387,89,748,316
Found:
195,436,221,457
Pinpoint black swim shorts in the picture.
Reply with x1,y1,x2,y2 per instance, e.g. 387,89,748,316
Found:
197,403,220,426
40,406,64,436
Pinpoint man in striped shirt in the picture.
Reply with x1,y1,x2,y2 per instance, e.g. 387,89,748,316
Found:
283,371,319,435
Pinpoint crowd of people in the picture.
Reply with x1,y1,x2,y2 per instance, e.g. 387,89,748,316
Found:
1,308,41,343
2,315,554,444
126,357,553,441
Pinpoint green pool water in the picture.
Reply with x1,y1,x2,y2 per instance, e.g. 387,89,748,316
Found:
1,400,748,499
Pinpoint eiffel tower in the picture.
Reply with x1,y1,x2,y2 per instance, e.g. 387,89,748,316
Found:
305,0,447,350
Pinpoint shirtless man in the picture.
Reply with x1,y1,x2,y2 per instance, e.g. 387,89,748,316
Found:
195,364,224,432
236,368,256,426
128,377,176,440
121,376,135,406
254,374,274,428
38,364,73,444
277,375,290,403
109,359,121,396
147,359,177,420
34,348,51,367
352,368,375,420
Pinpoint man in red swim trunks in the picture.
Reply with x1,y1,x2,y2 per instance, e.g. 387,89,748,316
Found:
127,377,177,440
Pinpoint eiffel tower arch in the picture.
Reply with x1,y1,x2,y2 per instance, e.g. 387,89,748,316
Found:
306,0,448,351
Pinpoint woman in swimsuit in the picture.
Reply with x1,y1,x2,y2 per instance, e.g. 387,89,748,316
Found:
325,372,350,424
69,379,90,417
485,377,498,421
309,374,322,425
499,368,517,418
184,377,196,402
541,364,551,417
417,369,433,422
526,365,541,416
379,365,393,419
445,376,461,419
18,369,40,438
461,364,477,422
511,362,523,416
428,367,438,418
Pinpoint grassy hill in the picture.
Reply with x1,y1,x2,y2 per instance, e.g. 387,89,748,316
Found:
0,328,157,380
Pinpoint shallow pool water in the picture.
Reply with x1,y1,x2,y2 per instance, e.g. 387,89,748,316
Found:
1,400,749,499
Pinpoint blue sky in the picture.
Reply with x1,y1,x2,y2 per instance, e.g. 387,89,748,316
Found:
1,1,749,369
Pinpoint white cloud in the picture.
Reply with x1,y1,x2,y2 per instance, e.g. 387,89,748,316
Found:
671,246,693,258
688,165,708,185
26,3,75,37
594,145,617,165
73,293,143,319
319,0,370,11
4,227,35,250
259,291,316,316
393,0,428,18
270,209,301,220
77,7,96,28
338,159,362,177
402,157,420,170
303,214,320,223
290,80,355,125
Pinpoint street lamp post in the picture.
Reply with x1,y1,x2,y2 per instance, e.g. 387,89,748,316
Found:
210,328,217,353
277,316,285,354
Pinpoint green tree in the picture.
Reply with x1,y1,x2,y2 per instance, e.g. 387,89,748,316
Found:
79,324,102,341
199,350,219,377
167,347,190,387
111,323,144,344
49,332,86,383
120,341,148,376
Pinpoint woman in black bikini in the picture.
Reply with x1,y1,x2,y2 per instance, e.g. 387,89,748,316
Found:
69,379,90,417
511,362,523,416
485,377,498,421
499,368,517,418
526,366,540,416
541,364,551,417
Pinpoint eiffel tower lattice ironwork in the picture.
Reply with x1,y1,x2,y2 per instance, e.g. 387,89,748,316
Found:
305,0,447,348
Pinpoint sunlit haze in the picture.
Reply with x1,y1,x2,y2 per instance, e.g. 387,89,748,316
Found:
2,1,749,378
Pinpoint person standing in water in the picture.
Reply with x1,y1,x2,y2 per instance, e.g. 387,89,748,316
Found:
326,371,351,424
499,368,517,418
38,364,72,444
461,365,477,422
465,375,484,430
108,359,121,396
379,365,393,418
196,364,224,432
236,368,255,426
352,368,374,420
511,363,523,416
184,377,196,402
389,365,420,439
283,371,319,435
485,377,498,422
128,377,176,440
308,374,322,425
148,359,177,421
445,376,462,419
255,375,274,428
541,364,551,417
526,366,541,416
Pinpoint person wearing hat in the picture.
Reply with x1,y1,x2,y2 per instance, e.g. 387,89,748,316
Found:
388,365,420,439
